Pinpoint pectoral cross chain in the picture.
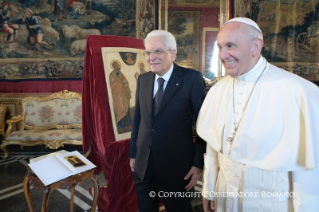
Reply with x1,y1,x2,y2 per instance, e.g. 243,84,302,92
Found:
227,132,235,143
227,136,234,142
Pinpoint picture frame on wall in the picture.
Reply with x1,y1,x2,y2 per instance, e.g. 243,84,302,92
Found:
201,27,219,80
158,0,226,85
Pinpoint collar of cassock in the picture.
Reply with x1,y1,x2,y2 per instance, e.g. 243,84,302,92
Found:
236,56,267,82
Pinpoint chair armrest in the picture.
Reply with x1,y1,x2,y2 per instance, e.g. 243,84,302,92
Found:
5,115,24,136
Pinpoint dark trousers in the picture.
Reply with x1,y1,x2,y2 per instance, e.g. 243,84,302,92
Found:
134,153,194,212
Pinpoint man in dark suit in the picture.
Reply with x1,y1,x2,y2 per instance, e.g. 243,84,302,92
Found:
129,30,206,212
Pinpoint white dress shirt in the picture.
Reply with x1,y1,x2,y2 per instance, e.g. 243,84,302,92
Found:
153,64,174,97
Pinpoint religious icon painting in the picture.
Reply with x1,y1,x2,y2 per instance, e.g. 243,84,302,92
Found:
64,155,87,168
102,47,148,141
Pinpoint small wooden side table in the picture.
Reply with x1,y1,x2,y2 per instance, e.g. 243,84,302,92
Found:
23,167,99,212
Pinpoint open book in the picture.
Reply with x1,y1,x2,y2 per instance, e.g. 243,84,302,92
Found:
28,151,96,186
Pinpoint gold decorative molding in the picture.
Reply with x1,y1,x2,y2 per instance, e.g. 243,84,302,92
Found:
204,77,221,86
1,90,82,158
5,115,24,136
0,104,7,137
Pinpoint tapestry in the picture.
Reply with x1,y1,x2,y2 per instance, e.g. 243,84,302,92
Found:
234,0,319,81
137,0,155,39
0,0,155,81
102,47,148,141
168,10,200,71
168,0,219,7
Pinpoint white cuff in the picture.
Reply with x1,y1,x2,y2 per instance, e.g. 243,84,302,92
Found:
202,153,219,200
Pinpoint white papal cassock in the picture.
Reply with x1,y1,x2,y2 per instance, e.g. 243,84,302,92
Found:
197,56,319,212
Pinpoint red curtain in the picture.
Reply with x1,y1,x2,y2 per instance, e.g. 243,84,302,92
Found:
82,35,144,212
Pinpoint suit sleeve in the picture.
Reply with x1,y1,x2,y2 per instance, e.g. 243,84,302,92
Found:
191,71,207,169
129,76,141,158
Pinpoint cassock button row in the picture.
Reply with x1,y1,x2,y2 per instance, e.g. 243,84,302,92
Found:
239,92,243,95
237,101,241,105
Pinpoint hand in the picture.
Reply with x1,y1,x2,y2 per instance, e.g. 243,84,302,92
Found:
129,158,135,172
203,198,215,212
184,166,202,191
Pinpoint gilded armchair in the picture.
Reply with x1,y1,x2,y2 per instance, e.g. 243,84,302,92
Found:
1,90,82,158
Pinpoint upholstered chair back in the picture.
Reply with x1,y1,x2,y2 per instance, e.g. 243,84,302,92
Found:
21,91,82,130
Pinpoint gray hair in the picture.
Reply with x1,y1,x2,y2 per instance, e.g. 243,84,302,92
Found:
144,30,177,52
245,25,263,41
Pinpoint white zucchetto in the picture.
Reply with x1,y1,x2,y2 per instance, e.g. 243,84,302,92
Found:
225,17,262,33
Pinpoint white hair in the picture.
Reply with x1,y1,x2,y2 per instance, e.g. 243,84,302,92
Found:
144,30,177,52
245,25,263,40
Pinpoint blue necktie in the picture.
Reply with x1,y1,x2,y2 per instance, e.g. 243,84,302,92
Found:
154,77,165,116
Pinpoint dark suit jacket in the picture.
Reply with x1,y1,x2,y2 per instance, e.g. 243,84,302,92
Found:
129,64,206,188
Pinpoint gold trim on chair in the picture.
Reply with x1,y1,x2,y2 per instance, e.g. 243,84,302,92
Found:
0,104,8,137
1,90,82,158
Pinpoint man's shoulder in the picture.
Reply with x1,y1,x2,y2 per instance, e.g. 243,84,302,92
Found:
138,70,153,80
267,64,318,89
174,64,202,77
175,64,196,72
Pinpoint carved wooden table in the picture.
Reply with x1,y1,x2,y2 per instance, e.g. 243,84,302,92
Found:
23,167,99,212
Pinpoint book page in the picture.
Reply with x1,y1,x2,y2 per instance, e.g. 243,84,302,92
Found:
30,150,69,163
56,151,96,174
28,156,73,186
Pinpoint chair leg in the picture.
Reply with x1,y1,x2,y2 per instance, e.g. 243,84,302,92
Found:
0,144,9,158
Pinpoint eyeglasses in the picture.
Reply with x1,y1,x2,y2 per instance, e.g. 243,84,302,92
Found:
143,49,171,56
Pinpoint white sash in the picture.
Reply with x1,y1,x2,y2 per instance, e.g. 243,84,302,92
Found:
216,152,293,212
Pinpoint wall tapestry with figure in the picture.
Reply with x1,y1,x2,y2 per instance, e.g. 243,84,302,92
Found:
168,10,200,71
0,0,155,81
235,0,319,81
102,47,148,141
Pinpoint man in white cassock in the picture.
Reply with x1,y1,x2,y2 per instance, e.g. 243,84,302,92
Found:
196,17,319,212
